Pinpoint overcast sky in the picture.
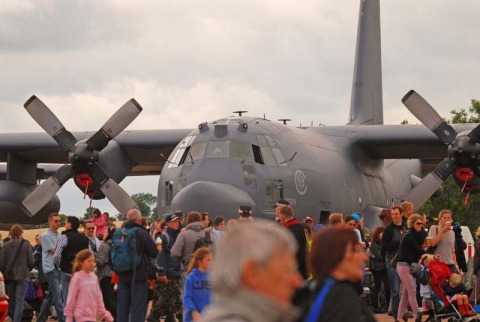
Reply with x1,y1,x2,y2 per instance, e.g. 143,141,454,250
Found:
0,0,479,219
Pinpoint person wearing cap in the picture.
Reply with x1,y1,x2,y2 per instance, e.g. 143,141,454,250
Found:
278,205,308,279
238,205,253,220
149,213,183,322
303,217,314,231
175,210,185,230
352,213,368,249
96,226,118,322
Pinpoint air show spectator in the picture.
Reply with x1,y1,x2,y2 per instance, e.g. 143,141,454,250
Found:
200,220,303,322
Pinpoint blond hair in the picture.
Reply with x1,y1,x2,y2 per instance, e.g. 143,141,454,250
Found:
407,214,423,229
450,273,462,287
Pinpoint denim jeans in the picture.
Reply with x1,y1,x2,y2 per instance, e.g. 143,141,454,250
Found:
117,280,149,322
386,260,401,319
6,279,27,322
60,271,72,306
36,269,65,322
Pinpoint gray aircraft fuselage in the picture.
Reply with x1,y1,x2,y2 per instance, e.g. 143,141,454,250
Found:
157,116,421,228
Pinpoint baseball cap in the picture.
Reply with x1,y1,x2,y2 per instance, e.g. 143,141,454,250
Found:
238,205,252,217
304,216,313,223
352,213,361,222
165,214,180,223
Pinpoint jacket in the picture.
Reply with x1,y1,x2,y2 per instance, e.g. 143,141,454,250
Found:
397,229,426,264
172,221,209,264
0,238,34,281
59,229,89,273
183,268,211,322
157,229,182,278
117,222,158,282
382,222,407,259
284,219,308,279
64,270,113,322
368,240,386,271
199,289,299,322
96,240,114,280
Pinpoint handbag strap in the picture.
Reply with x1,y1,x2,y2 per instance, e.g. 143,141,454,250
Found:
397,230,410,260
9,239,26,268
305,278,335,322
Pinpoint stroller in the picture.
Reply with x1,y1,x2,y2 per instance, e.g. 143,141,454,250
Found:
418,260,479,322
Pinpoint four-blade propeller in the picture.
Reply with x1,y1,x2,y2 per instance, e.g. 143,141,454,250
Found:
21,96,142,217
402,90,480,207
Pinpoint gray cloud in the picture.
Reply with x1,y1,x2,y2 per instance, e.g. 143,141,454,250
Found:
1,0,480,217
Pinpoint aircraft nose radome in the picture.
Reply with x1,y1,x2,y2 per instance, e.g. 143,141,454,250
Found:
170,181,255,219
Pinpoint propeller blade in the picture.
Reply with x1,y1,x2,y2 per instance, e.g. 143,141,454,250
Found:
89,163,138,215
86,99,143,151
468,124,480,144
404,158,455,209
21,164,74,217
402,90,457,145
24,95,77,152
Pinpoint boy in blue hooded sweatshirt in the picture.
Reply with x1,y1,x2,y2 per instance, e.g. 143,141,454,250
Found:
183,247,212,321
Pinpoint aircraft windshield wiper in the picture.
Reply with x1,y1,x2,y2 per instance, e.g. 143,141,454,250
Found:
161,153,177,165
280,152,297,164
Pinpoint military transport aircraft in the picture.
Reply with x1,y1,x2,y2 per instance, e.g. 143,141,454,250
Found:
0,0,478,229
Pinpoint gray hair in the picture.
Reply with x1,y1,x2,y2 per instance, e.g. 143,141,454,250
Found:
126,208,141,222
211,220,297,294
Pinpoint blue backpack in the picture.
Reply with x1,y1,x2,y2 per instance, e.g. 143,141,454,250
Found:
110,226,141,273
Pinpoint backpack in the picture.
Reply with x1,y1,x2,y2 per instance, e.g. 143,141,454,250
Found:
25,279,37,302
194,231,214,251
110,226,141,273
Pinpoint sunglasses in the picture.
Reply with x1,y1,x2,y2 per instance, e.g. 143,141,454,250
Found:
415,222,423,226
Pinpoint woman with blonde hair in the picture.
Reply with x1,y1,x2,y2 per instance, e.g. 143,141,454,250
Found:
395,214,426,322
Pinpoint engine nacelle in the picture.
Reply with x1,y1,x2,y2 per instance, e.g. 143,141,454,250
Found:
0,181,60,225
73,140,133,200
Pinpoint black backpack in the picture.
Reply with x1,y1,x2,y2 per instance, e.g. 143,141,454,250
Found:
194,231,214,251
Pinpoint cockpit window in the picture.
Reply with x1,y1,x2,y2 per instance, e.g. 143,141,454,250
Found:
190,142,207,160
167,148,184,168
231,142,254,163
261,147,277,166
272,148,287,166
206,141,229,158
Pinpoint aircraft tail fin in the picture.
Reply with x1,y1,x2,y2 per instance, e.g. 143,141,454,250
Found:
348,0,383,125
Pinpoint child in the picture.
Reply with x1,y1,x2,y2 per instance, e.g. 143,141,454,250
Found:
183,247,212,322
442,273,474,316
64,249,114,322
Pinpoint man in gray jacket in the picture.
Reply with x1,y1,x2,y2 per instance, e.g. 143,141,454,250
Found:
171,211,212,266
0,224,34,322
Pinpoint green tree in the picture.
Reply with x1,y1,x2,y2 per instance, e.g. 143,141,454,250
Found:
131,193,158,221
79,207,94,222
418,99,480,234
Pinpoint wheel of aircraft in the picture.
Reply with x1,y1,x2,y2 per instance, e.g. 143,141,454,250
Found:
21,95,142,217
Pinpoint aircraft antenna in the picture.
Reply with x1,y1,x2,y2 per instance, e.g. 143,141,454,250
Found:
241,149,252,164
278,119,291,125
160,153,177,165
288,152,297,161
188,149,195,164
233,110,248,117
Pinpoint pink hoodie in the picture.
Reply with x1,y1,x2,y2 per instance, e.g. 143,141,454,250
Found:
64,270,113,322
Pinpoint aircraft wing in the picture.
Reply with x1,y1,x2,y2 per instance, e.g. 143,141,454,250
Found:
312,123,478,160
0,129,192,175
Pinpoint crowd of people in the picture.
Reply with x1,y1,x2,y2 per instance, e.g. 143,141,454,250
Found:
0,201,479,322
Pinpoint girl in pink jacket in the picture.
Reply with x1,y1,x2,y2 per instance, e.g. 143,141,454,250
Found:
64,249,113,322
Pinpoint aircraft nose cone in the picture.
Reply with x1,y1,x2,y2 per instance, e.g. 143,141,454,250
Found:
171,181,255,218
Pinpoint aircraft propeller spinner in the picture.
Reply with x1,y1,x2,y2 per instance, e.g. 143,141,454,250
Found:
402,90,480,207
21,95,142,217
